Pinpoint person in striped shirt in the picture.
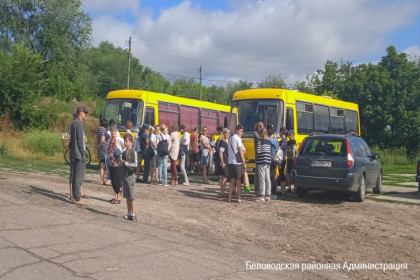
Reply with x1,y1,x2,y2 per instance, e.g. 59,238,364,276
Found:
255,128,272,202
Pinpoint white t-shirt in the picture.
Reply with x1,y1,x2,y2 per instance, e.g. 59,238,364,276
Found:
199,134,210,157
181,131,190,146
150,133,157,155
228,134,243,165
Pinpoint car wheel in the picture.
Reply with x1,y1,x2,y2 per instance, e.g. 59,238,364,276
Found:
355,175,366,202
373,172,382,194
296,186,308,198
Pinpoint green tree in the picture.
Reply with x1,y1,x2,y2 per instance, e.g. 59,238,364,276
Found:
0,45,44,129
257,75,286,89
378,46,420,159
225,80,253,105
0,0,92,99
166,78,198,98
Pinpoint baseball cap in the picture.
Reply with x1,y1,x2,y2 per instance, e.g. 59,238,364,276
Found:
113,149,122,161
142,123,150,129
288,129,295,135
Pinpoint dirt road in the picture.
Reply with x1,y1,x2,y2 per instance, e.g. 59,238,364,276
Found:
0,169,419,279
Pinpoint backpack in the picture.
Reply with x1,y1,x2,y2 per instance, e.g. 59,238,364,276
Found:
286,141,297,160
157,133,168,157
273,148,283,166
213,139,221,164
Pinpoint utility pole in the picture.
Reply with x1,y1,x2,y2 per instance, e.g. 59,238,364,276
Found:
199,65,202,100
127,36,131,89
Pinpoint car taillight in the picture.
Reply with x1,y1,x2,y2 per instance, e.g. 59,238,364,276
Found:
346,140,354,168
294,142,304,166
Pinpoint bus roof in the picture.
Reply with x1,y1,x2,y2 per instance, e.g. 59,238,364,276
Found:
233,88,358,110
107,89,230,111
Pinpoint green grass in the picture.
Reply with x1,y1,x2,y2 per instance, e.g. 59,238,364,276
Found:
0,154,98,177
23,130,62,156
382,164,417,187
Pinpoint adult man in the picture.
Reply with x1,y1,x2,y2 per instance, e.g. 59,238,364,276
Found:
69,106,88,205
228,124,246,203
199,126,212,184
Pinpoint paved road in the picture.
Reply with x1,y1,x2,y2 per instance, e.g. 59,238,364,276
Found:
1,170,418,279
0,171,303,280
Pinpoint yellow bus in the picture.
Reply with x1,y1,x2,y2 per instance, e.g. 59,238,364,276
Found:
228,88,360,175
101,89,231,136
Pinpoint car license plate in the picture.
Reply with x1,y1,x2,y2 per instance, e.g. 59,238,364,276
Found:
311,161,332,167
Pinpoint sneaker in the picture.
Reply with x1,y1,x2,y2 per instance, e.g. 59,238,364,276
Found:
131,215,137,222
265,197,271,202
255,197,265,203
270,194,277,199
182,182,190,186
123,215,132,221
164,184,169,187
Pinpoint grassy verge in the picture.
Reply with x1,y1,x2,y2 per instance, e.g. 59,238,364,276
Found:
382,164,417,187
0,154,98,177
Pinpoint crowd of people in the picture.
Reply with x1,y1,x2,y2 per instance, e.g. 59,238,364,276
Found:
69,107,297,222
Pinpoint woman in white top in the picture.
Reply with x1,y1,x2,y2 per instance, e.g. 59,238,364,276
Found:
156,124,171,186
169,122,180,185
179,125,190,185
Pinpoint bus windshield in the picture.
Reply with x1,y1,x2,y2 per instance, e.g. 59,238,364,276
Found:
102,99,143,131
231,99,284,137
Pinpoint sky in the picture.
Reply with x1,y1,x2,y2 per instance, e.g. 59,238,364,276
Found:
81,0,420,87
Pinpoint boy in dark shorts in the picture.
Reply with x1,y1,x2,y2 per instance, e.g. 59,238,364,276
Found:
120,134,138,222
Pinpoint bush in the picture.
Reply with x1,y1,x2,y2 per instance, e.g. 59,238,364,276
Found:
375,147,418,166
23,130,62,157
0,143,9,156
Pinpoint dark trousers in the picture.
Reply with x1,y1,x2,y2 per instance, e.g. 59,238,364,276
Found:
143,152,150,183
170,158,178,181
71,158,86,200
110,166,122,194
270,165,277,195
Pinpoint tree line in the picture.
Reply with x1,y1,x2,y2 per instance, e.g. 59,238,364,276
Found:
0,0,419,159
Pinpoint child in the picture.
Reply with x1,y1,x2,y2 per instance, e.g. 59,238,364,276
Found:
120,133,138,222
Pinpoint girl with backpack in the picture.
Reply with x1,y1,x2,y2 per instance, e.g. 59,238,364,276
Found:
156,124,171,186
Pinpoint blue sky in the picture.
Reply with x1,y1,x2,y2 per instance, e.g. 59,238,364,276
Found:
82,0,420,86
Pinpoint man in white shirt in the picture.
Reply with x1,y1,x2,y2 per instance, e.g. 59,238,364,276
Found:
227,124,246,203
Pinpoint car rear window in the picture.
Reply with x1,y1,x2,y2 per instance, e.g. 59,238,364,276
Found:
300,137,347,156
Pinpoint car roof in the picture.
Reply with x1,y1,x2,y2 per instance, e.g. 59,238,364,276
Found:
306,133,361,140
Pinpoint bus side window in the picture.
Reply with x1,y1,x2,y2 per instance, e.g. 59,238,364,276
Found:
286,108,294,131
145,107,155,126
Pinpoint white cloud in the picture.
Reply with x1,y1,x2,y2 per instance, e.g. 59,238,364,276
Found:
83,0,420,86
403,45,420,61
